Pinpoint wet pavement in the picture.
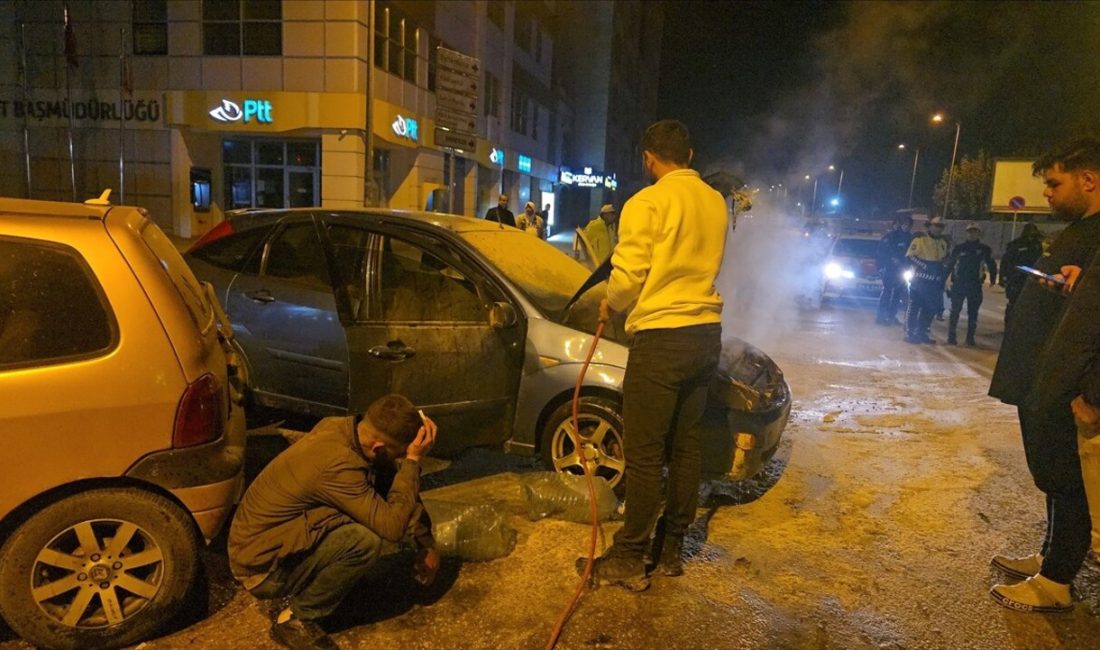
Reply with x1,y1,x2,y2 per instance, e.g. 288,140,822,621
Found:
3,272,1100,649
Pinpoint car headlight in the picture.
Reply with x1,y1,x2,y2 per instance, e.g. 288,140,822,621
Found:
903,269,915,282
823,262,855,280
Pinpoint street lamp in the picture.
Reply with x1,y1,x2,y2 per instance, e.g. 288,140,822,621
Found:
932,112,961,218
898,143,920,209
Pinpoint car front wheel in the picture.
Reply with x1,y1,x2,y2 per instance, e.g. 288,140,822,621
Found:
540,396,626,495
0,488,200,650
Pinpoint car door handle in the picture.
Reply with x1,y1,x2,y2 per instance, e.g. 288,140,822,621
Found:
368,342,416,361
245,289,275,303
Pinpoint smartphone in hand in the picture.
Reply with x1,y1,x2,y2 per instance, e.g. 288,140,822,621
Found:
1017,265,1067,287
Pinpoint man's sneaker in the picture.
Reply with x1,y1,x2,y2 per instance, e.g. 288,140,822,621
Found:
965,337,977,347
272,616,339,650
990,576,1073,613
946,336,957,345
991,552,1042,580
575,554,649,591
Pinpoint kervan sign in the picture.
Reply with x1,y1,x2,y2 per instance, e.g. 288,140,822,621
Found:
560,166,617,190
209,98,272,124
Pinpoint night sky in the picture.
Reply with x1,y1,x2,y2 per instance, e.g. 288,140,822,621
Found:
658,1,1100,218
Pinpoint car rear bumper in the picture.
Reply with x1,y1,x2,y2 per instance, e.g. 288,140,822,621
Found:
172,472,244,541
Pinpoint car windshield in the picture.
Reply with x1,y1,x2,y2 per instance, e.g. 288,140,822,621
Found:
832,238,878,258
458,229,593,317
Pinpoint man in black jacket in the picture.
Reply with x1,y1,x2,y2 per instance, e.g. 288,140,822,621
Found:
988,138,1100,613
484,193,515,227
1000,223,1044,321
875,214,913,325
944,223,997,346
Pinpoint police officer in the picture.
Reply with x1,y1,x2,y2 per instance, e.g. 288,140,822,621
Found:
904,216,949,343
945,223,997,346
875,214,914,325
1000,223,1044,322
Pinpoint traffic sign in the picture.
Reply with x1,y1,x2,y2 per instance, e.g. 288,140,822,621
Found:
436,111,477,133
437,47,479,76
437,90,478,116
438,67,479,98
434,127,477,151
1009,195,1026,210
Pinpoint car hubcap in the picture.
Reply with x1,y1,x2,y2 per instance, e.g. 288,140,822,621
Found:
30,519,165,628
550,413,626,489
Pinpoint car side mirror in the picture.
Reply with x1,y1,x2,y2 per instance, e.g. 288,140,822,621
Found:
489,302,517,329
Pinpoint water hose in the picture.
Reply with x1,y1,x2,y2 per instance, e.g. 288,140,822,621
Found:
544,320,606,650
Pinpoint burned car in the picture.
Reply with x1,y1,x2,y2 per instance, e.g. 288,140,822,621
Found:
185,209,790,491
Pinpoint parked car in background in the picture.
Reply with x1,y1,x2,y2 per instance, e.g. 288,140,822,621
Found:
185,209,791,493
0,196,246,650
819,233,883,303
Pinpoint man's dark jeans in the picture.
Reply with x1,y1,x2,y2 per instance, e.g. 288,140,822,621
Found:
877,267,907,322
250,523,383,620
948,284,983,341
610,323,722,559
1018,406,1091,584
905,278,940,337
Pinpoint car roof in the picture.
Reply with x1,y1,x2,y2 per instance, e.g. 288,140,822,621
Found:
0,197,114,221
231,207,510,235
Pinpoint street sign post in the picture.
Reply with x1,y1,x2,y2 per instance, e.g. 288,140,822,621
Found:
434,127,477,152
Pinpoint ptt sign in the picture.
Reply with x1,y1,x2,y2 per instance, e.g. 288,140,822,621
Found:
208,98,273,124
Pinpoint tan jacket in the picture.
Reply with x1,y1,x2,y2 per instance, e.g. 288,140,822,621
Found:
228,416,431,586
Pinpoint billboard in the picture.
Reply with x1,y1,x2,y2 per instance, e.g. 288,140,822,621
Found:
990,159,1048,214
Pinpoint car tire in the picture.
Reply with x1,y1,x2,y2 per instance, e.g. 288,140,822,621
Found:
540,396,627,496
0,488,200,650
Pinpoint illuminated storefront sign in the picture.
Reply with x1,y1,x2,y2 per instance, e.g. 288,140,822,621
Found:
559,166,617,190
518,154,532,173
208,98,273,124
391,114,419,141
490,148,505,165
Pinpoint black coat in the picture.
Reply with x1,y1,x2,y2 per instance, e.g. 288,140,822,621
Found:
1028,243,1100,410
990,214,1100,406
876,229,912,273
485,206,515,227
946,240,997,287
1000,234,1043,301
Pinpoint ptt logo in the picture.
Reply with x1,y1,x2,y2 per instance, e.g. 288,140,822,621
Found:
209,99,273,124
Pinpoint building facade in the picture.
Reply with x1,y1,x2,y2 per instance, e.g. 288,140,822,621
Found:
0,1,657,239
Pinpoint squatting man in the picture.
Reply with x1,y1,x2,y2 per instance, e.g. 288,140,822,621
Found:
228,394,438,650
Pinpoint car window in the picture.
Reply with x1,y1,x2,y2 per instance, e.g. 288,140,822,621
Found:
137,218,214,334
324,223,373,319
188,223,271,272
833,238,878,258
0,237,116,369
379,236,485,322
263,221,330,289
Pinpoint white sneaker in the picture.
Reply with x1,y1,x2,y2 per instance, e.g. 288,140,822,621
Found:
990,552,1042,580
990,576,1072,613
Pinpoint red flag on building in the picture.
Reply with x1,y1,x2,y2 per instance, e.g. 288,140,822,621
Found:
63,4,78,68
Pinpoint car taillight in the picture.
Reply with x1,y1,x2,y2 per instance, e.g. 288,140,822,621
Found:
173,373,224,448
186,219,235,254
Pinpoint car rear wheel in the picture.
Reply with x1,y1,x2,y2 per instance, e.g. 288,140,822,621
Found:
540,396,626,495
0,488,200,650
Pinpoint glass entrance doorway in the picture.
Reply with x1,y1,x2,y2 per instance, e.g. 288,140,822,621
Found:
223,139,321,209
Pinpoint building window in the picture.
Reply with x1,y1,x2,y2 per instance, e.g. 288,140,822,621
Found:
484,72,501,118
223,139,321,209
203,0,282,56
487,0,505,31
514,7,532,52
132,0,167,55
510,89,529,136
375,2,426,87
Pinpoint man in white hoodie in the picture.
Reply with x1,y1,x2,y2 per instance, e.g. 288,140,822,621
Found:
580,120,728,591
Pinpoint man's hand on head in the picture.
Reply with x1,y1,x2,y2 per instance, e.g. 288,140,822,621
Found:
406,415,437,462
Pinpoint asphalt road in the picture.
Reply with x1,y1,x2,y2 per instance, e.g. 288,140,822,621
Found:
3,286,1099,649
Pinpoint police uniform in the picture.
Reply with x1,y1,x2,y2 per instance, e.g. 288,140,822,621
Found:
945,227,997,345
904,226,949,343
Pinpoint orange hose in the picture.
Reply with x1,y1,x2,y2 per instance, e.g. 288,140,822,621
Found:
544,320,605,650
